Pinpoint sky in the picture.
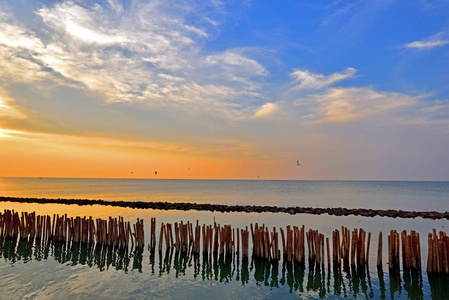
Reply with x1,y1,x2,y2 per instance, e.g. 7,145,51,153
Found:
0,0,448,180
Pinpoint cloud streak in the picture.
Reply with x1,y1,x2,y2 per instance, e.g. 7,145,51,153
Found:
304,87,420,122
404,32,449,50
405,40,449,49
288,68,356,91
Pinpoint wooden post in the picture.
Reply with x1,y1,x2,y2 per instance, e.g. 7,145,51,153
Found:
237,228,240,254
366,232,371,265
159,223,164,252
280,227,286,258
377,232,382,267
388,233,392,269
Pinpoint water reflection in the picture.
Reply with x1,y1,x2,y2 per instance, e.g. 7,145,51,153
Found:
150,248,448,299
0,237,143,273
428,273,449,299
1,237,449,298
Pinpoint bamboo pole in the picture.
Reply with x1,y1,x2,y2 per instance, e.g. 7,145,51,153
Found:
377,232,382,267
366,232,371,265
159,223,164,252
280,227,286,258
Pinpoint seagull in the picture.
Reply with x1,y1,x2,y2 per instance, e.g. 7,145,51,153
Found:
297,160,301,166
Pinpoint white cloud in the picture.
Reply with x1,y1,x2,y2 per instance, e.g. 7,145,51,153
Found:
405,39,449,49
405,32,449,49
206,50,267,77
0,23,44,50
289,67,356,91
64,21,128,45
254,102,278,118
0,0,268,119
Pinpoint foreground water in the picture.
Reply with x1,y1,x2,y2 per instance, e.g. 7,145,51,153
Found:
1,178,448,299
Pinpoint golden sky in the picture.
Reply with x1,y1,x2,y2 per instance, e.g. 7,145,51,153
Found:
1,1,449,180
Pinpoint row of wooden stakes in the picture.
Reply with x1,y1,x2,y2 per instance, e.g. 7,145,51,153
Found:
331,227,371,266
154,223,445,274
1,209,448,274
427,229,448,273
387,230,422,271
0,210,145,249
153,221,251,257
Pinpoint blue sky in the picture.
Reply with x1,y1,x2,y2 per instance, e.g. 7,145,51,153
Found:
0,0,448,180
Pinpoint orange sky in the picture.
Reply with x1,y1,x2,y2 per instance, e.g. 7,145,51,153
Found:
0,128,298,179
1,1,449,181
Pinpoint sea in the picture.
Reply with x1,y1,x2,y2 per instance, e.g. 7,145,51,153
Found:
0,178,448,299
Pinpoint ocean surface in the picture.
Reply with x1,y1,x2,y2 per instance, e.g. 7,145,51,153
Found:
1,177,448,211
1,178,448,299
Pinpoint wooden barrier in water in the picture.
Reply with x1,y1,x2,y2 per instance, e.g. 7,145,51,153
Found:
401,230,421,270
0,210,144,249
307,229,324,265
4,209,449,274
280,225,305,263
241,226,249,258
155,221,273,260
331,227,371,267
251,223,280,260
388,230,400,269
427,230,449,274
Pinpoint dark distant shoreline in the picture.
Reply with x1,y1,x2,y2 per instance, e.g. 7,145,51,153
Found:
1,196,448,220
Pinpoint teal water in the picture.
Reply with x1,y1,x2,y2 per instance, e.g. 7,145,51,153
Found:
0,178,448,299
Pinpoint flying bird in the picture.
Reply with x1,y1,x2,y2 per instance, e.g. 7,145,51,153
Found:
297,160,301,166
155,171,158,175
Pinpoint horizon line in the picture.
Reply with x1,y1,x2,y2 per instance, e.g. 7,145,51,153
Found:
1,176,448,182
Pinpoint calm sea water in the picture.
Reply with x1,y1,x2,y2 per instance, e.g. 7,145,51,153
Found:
1,178,448,299
1,178,448,211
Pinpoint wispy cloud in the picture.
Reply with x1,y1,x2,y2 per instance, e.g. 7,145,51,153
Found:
405,39,449,49
288,67,356,91
318,0,393,39
405,32,449,49
206,49,267,79
0,0,267,120
294,87,421,123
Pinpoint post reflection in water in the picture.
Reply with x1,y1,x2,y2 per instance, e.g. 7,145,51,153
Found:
151,248,406,299
378,266,387,299
428,273,449,300
0,237,143,273
2,236,449,298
